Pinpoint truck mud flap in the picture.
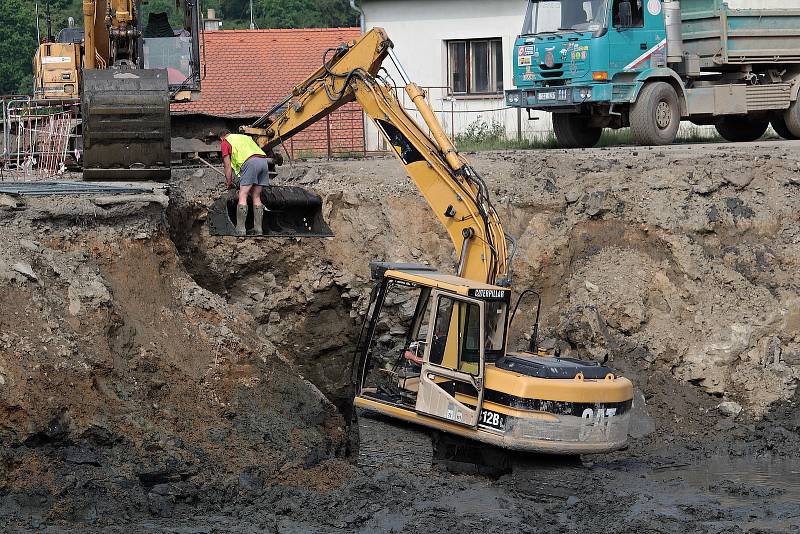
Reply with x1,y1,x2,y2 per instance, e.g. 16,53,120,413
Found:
207,186,334,237
81,69,171,182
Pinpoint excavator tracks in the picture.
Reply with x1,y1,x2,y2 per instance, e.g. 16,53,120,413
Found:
355,409,514,476
356,410,433,473
355,408,592,494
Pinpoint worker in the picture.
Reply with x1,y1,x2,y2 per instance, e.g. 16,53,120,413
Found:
219,129,271,236
403,341,424,367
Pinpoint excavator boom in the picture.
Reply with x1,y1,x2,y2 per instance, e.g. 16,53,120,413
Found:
233,28,509,285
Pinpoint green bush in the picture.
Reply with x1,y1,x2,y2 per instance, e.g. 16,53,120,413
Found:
455,117,507,145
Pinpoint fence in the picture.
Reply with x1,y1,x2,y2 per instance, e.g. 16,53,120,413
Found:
368,84,718,150
1,97,80,181
369,85,545,151
276,104,367,160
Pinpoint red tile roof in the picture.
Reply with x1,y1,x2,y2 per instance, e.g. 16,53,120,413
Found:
172,27,362,117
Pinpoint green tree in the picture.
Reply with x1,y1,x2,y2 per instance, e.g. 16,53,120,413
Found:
0,0,38,94
0,0,357,96
256,0,357,29
140,0,185,30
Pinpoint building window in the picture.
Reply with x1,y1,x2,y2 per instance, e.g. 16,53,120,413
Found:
447,38,503,95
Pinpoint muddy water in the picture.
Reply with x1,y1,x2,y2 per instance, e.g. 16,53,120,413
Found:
651,456,800,502
643,456,800,530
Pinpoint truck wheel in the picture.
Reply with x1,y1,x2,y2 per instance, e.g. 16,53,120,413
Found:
771,115,798,140
552,114,602,149
714,116,769,142
630,82,680,146
781,101,800,138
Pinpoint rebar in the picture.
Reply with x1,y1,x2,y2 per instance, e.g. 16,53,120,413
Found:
0,181,153,197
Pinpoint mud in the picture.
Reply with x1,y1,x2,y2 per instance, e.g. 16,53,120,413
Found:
1,141,800,532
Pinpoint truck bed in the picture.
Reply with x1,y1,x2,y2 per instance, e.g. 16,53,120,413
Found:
681,0,800,68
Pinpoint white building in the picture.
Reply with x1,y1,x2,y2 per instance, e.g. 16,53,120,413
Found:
360,0,553,150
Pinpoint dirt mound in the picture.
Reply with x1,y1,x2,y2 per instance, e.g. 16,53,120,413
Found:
0,193,345,526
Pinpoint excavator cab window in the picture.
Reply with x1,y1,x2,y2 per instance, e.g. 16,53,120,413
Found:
140,1,201,91
356,279,436,407
484,301,508,362
458,300,481,370
429,295,482,376
431,296,508,369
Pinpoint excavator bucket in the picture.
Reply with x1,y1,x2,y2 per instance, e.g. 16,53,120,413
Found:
207,186,334,237
81,69,171,181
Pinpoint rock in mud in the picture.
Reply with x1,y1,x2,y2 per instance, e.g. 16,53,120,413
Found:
724,170,755,188
11,261,38,281
718,401,744,417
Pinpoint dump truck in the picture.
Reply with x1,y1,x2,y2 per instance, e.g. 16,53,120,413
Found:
505,0,800,147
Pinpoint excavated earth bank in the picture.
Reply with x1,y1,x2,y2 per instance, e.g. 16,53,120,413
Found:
1,141,799,532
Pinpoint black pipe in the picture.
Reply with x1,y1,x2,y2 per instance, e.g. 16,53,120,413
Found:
509,289,542,353
529,295,542,353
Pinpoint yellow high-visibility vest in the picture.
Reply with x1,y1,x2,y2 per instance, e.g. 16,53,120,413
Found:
225,134,266,175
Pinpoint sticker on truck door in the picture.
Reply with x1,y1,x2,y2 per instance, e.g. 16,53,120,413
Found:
647,0,662,16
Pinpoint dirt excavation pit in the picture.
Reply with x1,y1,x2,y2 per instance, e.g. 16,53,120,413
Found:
1,142,799,532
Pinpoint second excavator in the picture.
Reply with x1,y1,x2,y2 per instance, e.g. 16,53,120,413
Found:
208,28,634,462
33,0,202,180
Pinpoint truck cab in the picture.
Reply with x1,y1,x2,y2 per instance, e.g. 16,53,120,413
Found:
506,0,675,147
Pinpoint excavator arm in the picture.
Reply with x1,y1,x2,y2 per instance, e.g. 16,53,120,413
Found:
240,28,510,286
220,29,636,459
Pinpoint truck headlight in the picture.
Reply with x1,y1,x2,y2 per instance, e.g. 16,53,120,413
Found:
508,93,521,104
579,88,592,99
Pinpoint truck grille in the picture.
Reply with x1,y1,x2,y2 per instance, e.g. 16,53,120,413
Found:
538,62,564,79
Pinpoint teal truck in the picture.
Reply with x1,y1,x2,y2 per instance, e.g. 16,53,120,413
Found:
505,0,800,147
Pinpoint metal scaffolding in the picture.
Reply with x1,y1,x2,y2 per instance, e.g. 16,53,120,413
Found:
1,97,81,181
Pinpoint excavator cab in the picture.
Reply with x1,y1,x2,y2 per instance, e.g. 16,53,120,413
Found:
354,263,509,430
354,262,633,458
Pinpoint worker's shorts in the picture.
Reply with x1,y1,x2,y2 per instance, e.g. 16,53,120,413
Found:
238,157,270,187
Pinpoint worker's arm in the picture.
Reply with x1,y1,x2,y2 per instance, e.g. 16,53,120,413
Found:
222,155,234,189
242,28,509,285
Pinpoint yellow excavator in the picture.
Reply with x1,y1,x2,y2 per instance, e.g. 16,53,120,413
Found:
32,0,201,180
208,28,634,462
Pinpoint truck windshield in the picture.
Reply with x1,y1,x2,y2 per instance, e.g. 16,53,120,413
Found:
522,0,609,35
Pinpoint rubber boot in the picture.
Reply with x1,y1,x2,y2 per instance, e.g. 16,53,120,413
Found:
235,205,248,236
252,205,264,236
